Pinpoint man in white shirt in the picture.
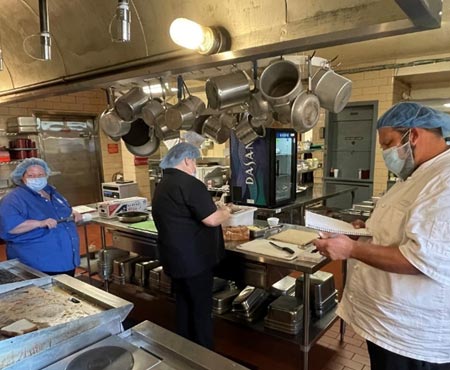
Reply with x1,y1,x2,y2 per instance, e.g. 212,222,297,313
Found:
313,102,450,370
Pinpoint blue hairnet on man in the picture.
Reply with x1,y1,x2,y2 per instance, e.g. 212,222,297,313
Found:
377,101,450,137
313,101,450,370
152,142,231,349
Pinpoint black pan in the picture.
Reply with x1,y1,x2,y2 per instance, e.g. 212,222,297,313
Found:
116,211,149,223
122,119,150,146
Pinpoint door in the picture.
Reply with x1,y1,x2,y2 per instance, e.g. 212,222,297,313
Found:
38,116,102,206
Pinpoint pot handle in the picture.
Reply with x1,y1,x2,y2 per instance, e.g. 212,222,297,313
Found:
231,64,255,91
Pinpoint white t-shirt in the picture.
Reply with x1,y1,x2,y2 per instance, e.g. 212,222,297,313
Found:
337,149,450,363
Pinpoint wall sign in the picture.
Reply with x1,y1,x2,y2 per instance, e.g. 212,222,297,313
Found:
107,143,119,154
134,156,148,166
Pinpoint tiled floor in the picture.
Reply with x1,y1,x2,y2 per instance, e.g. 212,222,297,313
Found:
317,321,371,370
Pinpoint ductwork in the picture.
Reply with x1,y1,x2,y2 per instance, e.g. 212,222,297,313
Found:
0,0,445,104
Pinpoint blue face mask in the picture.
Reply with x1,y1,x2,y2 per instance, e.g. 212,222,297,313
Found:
26,177,48,192
382,131,415,180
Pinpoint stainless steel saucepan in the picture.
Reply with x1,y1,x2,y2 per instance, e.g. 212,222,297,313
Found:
311,68,352,113
116,211,149,223
99,87,131,139
115,87,149,121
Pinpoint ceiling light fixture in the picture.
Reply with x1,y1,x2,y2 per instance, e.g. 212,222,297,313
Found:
169,18,231,55
0,48,3,71
111,0,131,43
443,103,450,108
39,0,51,60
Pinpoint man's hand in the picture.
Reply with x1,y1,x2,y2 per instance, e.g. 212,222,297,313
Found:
312,232,356,260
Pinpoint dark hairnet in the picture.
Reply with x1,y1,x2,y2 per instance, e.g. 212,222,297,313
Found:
10,158,51,185
377,102,450,137
160,142,201,169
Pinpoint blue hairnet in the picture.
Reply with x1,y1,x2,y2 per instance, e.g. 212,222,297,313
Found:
160,142,201,169
377,102,450,137
10,158,51,185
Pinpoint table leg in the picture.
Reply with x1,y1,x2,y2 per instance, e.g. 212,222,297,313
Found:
83,224,92,285
339,259,348,342
303,272,310,370
100,226,109,292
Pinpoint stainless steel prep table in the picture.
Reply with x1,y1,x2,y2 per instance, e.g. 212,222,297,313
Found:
254,185,357,224
90,215,344,370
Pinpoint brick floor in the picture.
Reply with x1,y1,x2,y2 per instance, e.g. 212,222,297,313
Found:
317,321,371,370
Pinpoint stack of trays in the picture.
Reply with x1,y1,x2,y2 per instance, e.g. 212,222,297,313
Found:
296,271,338,318
97,248,129,281
111,254,141,285
232,286,270,323
133,260,160,287
271,275,296,296
264,295,304,335
149,266,172,294
212,281,240,315
7,117,38,133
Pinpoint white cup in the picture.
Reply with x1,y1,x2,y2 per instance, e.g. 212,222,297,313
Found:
333,169,339,178
267,217,280,227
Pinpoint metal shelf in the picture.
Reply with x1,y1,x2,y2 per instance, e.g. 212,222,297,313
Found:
0,160,24,166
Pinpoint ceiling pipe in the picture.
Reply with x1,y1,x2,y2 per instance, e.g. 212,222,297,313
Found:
38,0,51,60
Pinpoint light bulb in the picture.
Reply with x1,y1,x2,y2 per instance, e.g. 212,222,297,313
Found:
170,18,207,51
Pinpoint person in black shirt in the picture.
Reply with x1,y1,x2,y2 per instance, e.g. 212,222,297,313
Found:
152,142,231,349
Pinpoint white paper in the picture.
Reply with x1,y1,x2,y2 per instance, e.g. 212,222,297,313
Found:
305,211,371,236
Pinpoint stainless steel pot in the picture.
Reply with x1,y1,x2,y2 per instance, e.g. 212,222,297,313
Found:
259,60,303,106
115,87,149,121
165,95,205,131
234,113,266,145
247,90,273,127
205,70,252,110
116,211,149,223
154,111,180,140
202,116,231,144
99,87,132,139
311,68,352,113
142,99,164,127
291,91,320,133
100,109,132,137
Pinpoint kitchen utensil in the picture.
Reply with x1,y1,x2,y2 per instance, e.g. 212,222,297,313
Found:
246,90,273,127
311,68,352,113
121,118,150,146
269,241,295,255
166,95,205,131
205,69,253,110
154,110,180,140
202,115,230,144
259,59,303,123
99,87,132,139
234,112,266,145
124,133,160,157
116,211,149,223
142,99,164,127
291,57,320,133
114,86,149,121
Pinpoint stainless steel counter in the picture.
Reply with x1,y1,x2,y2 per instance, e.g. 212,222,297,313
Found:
254,185,357,224
89,214,343,370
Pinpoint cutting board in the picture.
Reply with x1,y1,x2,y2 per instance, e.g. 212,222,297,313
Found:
237,239,323,262
269,229,319,246
127,220,158,233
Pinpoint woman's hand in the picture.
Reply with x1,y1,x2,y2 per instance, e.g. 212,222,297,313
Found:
39,218,57,229
72,210,83,223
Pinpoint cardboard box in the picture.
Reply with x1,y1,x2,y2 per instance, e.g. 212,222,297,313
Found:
97,197,147,218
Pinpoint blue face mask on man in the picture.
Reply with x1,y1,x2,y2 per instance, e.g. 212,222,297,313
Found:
382,130,415,180
26,177,48,192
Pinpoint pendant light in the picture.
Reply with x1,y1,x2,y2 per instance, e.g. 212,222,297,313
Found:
111,0,131,43
39,0,51,60
169,18,231,55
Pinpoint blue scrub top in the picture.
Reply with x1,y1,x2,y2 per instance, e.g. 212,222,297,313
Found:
0,184,80,272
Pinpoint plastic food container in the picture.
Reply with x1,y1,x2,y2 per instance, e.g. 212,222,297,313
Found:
223,206,257,227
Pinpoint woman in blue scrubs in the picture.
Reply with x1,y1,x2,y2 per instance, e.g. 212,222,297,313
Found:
0,158,81,276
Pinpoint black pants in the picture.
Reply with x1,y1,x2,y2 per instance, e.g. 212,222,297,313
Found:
367,341,450,370
172,269,214,350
